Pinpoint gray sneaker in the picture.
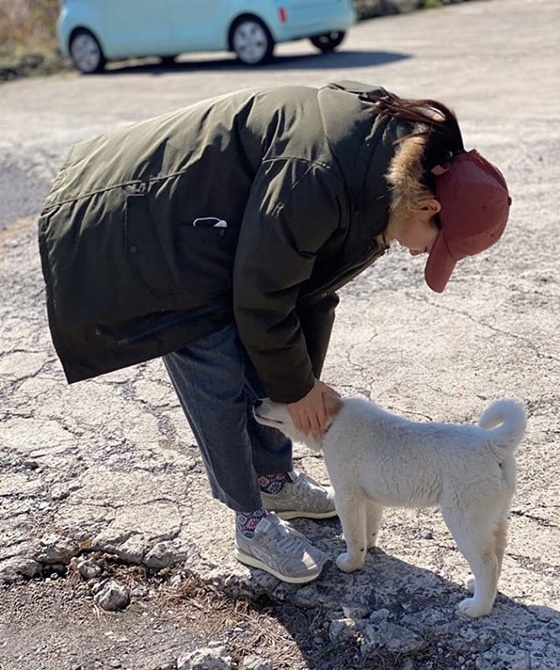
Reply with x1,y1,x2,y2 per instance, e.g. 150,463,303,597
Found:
260,470,337,520
235,512,330,584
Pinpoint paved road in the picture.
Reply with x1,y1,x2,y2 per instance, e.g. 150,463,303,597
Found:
1,0,558,227
1,1,559,668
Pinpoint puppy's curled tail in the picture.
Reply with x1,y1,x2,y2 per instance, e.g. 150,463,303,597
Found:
478,399,527,456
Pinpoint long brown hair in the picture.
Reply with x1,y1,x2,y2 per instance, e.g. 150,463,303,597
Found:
368,90,465,193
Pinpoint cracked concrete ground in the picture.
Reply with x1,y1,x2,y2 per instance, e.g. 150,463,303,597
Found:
1,0,559,668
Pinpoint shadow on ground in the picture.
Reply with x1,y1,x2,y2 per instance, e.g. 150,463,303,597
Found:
251,547,560,669
99,50,411,76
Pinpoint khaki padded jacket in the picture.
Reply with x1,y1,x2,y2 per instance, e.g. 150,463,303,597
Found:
38,81,410,402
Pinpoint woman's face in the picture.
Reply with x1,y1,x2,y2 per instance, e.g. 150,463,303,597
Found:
389,198,442,256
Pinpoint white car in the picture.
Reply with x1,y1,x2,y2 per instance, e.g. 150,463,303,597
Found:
58,0,357,74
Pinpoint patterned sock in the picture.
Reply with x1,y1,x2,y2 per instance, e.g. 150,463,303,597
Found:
258,472,291,495
236,508,269,538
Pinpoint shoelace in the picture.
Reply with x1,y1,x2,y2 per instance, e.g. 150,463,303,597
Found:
262,521,306,556
293,476,324,498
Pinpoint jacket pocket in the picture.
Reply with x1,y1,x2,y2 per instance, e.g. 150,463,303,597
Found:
125,194,176,297
175,224,238,299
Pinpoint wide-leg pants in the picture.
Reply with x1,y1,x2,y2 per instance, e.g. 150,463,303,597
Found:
163,322,292,513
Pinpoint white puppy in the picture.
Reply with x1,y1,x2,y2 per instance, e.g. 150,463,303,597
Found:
254,396,526,618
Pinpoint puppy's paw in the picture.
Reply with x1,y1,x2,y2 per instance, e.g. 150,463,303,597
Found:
336,552,363,573
466,575,475,594
457,597,492,619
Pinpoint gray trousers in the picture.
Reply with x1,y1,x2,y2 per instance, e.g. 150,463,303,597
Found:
163,322,293,513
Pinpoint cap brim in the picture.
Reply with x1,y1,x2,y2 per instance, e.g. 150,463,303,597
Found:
424,233,458,293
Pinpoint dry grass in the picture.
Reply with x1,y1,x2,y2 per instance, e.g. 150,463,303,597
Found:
0,0,62,75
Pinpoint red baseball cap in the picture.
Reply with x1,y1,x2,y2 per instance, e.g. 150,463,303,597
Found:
424,149,512,293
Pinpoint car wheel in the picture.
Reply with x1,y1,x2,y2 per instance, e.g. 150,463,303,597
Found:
309,31,346,52
160,55,178,67
69,29,106,74
230,16,274,66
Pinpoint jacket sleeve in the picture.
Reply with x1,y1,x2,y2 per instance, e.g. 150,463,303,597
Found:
233,158,342,403
297,292,340,379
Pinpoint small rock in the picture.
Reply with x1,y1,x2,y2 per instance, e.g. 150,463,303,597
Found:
131,584,149,598
328,618,357,644
401,607,452,636
33,534,79,564
241,655,272,670
0,557,42,583
361,622,424,656
92,530,145,564
113,535,146,564
94,580,130,612
77,557,103,581
177,645,232,670
0,565,21,584
144,541,188,570
368,608,390,622
342,604,371,620
291,584,320,607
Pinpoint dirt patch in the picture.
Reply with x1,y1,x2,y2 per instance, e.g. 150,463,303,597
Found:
1,566,402,670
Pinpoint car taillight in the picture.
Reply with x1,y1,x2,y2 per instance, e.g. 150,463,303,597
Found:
278,7,288,23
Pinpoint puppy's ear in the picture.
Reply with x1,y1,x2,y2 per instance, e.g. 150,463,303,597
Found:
324,394,343,418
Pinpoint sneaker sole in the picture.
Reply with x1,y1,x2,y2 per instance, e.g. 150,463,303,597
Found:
235,548,323,584
270,509,339,521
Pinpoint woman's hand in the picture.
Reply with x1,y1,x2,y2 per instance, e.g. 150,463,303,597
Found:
287,379,340,439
